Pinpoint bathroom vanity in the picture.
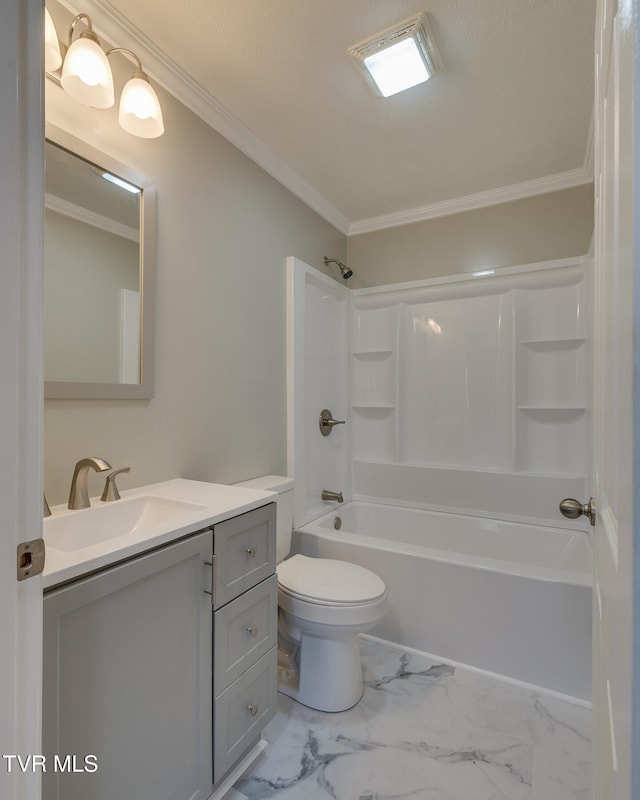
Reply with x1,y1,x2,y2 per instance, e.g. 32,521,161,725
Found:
42,480,277,800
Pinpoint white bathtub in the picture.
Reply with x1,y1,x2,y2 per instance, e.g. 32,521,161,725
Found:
294,501,592,700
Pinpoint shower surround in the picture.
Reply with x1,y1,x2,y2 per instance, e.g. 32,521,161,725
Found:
287,255,592,699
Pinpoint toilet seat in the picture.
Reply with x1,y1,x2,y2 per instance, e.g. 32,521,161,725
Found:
277,554,386,628
277,554,385,605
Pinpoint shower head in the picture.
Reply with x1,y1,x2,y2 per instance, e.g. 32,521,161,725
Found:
323,256,353,281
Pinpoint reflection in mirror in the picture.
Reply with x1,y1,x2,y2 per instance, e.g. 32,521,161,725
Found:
45,141,140,384
44,127,155,399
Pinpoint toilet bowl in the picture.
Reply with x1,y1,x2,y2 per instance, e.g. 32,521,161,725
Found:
235,476,387,712
277,553,386,711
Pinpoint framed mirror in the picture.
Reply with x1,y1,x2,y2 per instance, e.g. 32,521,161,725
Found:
44,124,155,399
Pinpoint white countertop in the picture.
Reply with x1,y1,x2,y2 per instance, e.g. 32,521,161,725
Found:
43,479,275,589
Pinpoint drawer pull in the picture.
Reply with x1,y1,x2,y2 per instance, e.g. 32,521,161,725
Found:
246,626,258,637
203,559,214,596
245,547,257,557
248,703,259,717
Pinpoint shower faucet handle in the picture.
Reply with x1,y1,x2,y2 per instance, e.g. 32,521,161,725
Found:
319,409,346,436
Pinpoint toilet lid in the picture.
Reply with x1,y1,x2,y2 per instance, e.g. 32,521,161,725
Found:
277,554,385,604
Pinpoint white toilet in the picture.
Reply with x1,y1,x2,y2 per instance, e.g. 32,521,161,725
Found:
236,475,386,712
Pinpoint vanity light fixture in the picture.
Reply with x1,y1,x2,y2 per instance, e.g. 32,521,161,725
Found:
61,13,115,108
45,9,164,138
349,13,441,98
44,8,62,72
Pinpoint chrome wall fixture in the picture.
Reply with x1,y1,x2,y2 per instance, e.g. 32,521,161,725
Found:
319,409,345,436
321,490,344,503
44,8,164,138
323,257,353,281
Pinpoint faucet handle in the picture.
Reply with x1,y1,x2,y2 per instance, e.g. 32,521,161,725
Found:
101,467,131,502
319,409,346,436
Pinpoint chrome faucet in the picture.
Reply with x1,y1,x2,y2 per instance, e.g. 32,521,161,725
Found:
68,457,112,510
322,490,344,503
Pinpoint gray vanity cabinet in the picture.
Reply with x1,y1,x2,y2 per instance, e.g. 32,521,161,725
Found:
211,503,278,785
43,502,279,799
43,529,214,800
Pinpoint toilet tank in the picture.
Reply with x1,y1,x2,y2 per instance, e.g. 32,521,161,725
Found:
234,475,294,562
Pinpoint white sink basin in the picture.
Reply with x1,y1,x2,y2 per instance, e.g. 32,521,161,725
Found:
45,495,208,552
42,478,276,589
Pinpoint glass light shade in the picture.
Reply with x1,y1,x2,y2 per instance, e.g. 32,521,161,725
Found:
61,36,115,108
44,9,62,72
118,77,164,138
363,37,431,97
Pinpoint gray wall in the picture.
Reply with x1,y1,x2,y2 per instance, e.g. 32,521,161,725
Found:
44,67,345,504
347,184,594,286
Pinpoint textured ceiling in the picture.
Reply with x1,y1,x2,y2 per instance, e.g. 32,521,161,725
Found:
97,0,596,227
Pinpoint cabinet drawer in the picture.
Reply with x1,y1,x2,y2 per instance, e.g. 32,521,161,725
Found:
213,646,277,785
213,503,276,608
214,575,278,695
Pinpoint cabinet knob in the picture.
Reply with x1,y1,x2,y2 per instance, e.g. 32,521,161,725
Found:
246,626,258,637
245,547,257,557
247,703,259,717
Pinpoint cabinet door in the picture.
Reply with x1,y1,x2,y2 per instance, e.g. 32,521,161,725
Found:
213,503,276,608
43,530,213,800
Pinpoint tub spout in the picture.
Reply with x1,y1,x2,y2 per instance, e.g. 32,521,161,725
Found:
322,490,343,503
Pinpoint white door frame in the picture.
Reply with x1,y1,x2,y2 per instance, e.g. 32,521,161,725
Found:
592,0,640,797
0,1,45,799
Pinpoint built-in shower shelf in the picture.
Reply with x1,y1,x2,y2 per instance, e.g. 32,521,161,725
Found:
519,337,586,350
352,350,394,358
515,401,587,474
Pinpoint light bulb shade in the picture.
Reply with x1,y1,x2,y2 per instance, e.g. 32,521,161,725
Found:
61,35,114,108
44,9,62,72
118,77,164,138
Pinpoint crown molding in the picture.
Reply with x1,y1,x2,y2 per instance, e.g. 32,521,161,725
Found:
54,0,351,234
53,0,594,240
348,166,593,236
45,193,139,241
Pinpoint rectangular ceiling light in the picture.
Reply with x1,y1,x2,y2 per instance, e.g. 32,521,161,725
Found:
349,13,441,98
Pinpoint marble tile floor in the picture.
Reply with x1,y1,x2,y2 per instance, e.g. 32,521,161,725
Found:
228,637,591,800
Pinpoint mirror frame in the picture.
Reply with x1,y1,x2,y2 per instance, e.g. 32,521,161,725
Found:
44,123,156,399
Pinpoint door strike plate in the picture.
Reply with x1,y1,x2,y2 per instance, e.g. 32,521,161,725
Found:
17,539,46,581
